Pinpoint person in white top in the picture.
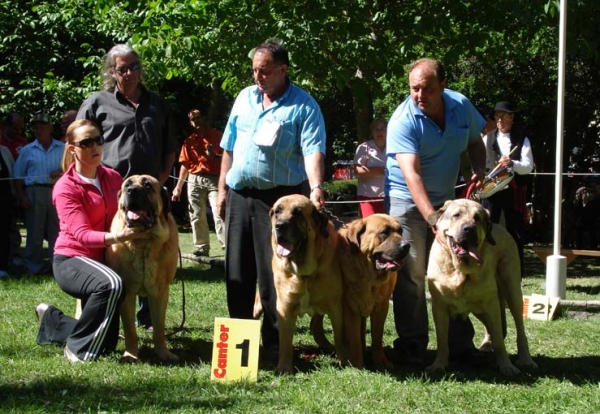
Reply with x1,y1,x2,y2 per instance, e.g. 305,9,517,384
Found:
482,100,534,278
353,118,387,217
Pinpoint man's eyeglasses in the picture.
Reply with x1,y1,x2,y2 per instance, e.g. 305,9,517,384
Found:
114,63,141,75
72,135,105,149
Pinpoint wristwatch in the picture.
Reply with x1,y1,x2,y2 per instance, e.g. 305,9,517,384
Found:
311,184,324,192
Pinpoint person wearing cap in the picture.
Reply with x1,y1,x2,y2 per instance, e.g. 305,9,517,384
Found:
171,109,225,257
482,100,534,277
13,111,64,275
76,44,176,330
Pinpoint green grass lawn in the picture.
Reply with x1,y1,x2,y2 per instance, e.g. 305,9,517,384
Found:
1,228,600,413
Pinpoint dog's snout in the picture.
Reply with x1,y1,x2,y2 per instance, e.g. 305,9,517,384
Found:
400,240,410,252
275,220,289,233
126,186,141,195
462,224,476,235
399,240,410,258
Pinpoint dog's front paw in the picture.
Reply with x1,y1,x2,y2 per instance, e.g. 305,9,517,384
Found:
372,350,394,371
498,362,521,376
426,361,447,374
276,364,294,374
516,355,538,371
157,350,179,363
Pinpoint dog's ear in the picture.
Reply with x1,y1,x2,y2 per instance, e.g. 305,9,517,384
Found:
483,208,496,246
311,206,330,239
438,200,453,217
345,219,365,254
161,186,171,220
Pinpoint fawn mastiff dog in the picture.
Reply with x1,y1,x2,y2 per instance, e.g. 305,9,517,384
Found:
106,175,179,362
271,194,345,373
338,214,410,369
426,199,537,375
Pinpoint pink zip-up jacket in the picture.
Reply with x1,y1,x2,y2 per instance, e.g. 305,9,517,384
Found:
52,164,123,263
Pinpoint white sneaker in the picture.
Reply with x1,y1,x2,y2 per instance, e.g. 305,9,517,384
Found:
0,270,8,278
64,345,83,363
35,303,50,327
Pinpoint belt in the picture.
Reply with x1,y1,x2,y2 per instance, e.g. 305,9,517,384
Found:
28,183,54,188
234,182,307,197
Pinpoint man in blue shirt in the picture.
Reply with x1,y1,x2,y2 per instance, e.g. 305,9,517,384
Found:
217,41,326,364
13,111,64,275
385,58,487,364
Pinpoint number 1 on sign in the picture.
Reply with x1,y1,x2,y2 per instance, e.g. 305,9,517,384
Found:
236,339,250,367
211,318,261,382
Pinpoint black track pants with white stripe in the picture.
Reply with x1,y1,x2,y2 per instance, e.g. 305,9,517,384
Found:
36,255,123,361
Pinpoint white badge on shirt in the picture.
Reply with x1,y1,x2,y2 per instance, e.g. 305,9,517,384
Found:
253,118,281,147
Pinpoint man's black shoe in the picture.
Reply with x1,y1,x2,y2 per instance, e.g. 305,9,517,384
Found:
192,249,209,257
393,339,426,365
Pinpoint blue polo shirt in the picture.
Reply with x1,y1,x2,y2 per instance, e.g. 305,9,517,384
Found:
220,81,326,190
385,89,485,206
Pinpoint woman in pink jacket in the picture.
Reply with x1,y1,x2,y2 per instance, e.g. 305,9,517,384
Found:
35,119,146,362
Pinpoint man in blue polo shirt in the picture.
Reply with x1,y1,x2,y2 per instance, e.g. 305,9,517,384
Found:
217,40,326,365
385,58,487,364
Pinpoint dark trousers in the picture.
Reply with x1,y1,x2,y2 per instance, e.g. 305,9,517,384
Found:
0,188,13,271
37,255,123,361
387,197,476,357
482,190,524,338
225,183,307,350
482,188,525,278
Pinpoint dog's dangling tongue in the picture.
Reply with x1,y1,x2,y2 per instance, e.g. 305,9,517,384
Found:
127,211,141,221
277,244,292,257
468,247,482,264
274,235,294,257
452,238,482,265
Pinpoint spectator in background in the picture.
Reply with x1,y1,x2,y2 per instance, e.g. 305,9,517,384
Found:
353,118,387,217
572,184,599,250
77,43,176,330
385,58,486,364
217,40,326,363
1,112,28,159
172,109,225,256
0,143,15,278
1,113,28,269
482,100,534,276
59,109,78,142
13,111,64,275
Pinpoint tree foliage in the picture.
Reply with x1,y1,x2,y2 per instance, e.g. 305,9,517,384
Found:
1,0,600,178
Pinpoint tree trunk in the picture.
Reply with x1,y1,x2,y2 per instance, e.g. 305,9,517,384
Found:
353,92,373,144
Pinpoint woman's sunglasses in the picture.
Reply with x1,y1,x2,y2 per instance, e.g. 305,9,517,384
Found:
72,135,105,149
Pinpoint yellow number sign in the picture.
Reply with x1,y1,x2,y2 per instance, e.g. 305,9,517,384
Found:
211,317,261,382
